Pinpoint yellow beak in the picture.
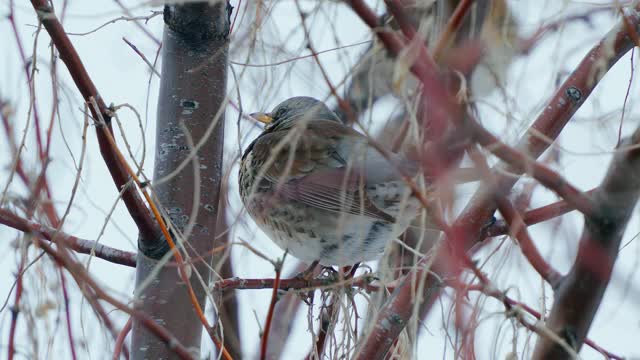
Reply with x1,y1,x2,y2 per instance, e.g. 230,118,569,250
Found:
250,112,273,124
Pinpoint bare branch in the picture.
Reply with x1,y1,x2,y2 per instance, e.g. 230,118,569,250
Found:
351,2,640,358
532,125,640,358
486,188,597,237
35,239,194,359
0,208,136,267
27,0,160,241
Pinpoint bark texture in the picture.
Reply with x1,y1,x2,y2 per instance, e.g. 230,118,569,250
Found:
131,2,230,359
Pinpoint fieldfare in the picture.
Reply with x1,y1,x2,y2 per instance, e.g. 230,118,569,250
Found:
239,97,434,266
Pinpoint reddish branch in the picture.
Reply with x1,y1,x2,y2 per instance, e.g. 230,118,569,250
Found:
486,188,597,237
463,116,595,218
0,209,137,267
494,196,563,284
5,193,191,358
261,262,309,358
213,274,383,292
532,127,640,357
454,2,640,250
113,317,132,360
348,1,640,358
58,270,79,360
467,146,563,286
28,0,159,242
260,264,283,360
2,209,133,357
6,248,24,360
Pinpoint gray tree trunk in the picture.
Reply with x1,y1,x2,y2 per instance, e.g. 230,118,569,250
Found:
131,2,230,359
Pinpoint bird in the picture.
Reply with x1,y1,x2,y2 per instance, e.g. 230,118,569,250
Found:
239,96,435,266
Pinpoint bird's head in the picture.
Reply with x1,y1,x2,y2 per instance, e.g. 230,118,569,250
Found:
250,96,341,132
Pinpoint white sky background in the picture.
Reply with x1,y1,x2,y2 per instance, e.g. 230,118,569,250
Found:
1,0,640,359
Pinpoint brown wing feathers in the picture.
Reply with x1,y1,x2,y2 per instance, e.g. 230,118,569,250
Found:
248,122,397,223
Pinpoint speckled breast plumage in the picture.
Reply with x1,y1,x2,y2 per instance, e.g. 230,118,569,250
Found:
239,150,421,266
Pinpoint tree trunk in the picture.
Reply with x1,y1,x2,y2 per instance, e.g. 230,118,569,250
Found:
131,2,230,359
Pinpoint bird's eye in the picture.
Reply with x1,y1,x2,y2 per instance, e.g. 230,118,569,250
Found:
274,108,286,119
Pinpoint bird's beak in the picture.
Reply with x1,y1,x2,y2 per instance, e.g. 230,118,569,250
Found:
250,112,273,124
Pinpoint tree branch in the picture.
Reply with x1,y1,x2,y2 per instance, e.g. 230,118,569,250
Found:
0,208,136,267
35,238,193,359
532,125,640,358
466,146,563,287
350,2,640,358
486,188,597,237
28,0,159,242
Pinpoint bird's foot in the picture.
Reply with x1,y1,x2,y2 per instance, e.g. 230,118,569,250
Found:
319,266,339,280
315,263,360,282
295,260,320,281
342,262,360,280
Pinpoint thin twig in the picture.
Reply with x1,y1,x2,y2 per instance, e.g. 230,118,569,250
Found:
113,317,132,360
123,37,161,77
294,0,357,122
65,12,162,37
59,270,79,360
260,257,284,360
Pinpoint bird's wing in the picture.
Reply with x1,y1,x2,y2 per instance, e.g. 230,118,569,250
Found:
247,120,418,223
